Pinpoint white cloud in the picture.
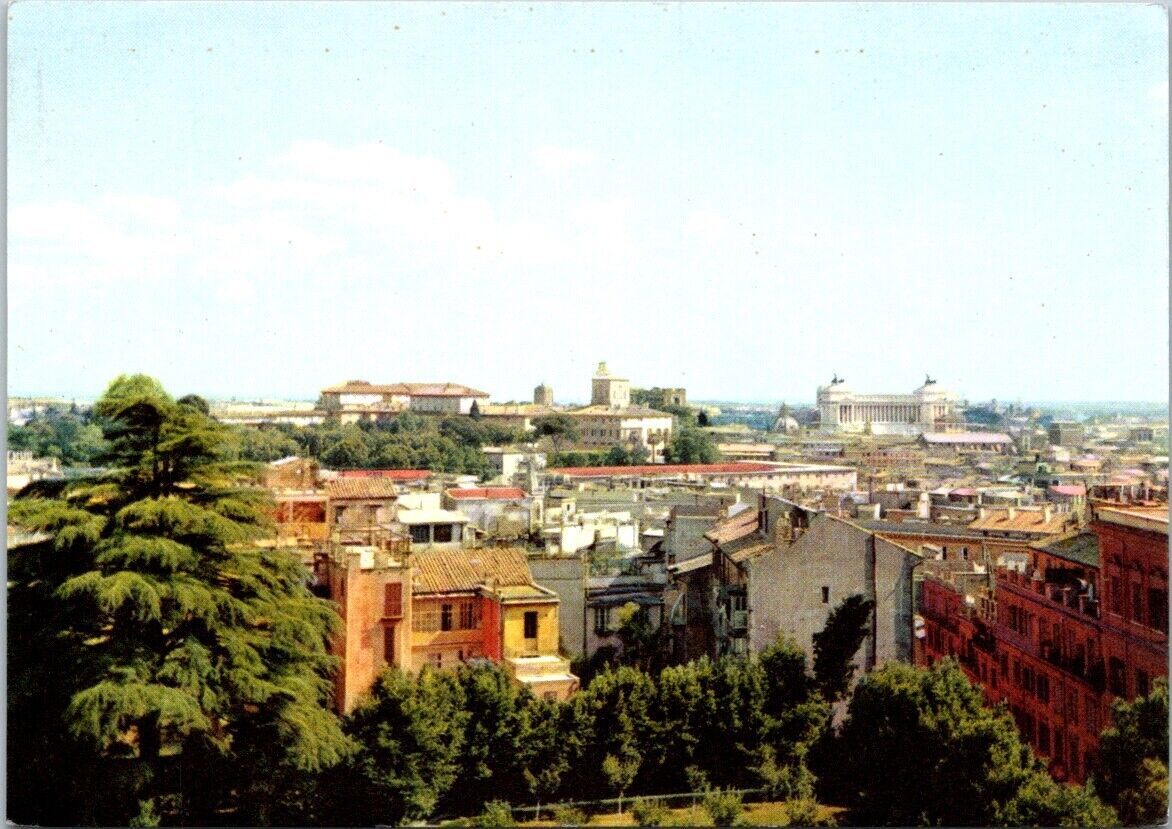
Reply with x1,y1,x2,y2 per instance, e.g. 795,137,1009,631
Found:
533,145,598,174
9,195,191,283
8,141,641,294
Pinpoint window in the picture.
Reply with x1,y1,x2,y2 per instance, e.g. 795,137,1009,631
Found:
1036,673,1049,704
434,523,454,543
1108,657,1126,696
1109,577,1122,614
441,603,453,632
459,601,477,630
961,546,969,561
1037,721,1050,755
544,692,557,702
384,583,402,617
410,524,430,544
1136,669,1150,698
1147,588,1167,631
413,609,441,632
594,606,611,635
429,652,442,669
821,586,830,604
1130,583,1144,623
524,611,538,639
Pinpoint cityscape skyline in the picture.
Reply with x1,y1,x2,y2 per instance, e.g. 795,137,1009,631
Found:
8,2,1168,403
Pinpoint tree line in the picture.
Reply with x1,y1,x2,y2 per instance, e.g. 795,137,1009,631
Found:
7,375,1166,827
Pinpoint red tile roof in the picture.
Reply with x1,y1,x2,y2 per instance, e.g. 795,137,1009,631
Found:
1049,485,1086,497
445,487,527,500
325,479,403,499
705,509,761,545
548,462,780,478
412,547,537,594
338,469,432,480
322,381,489,398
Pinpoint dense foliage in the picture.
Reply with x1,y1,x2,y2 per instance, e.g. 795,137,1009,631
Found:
663,426,720,464
317,640,830,824
8,403,108,464
224,414,525,475
829,659,1116,827
1095,679,1169,824
811,594,875,700
8,376,351,826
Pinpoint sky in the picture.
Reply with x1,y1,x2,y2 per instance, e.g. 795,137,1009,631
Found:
8,2,1169,405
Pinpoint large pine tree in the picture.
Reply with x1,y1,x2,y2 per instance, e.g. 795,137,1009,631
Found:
8,375,351,825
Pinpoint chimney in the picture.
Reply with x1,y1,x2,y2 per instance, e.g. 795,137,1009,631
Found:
1007,507,1016,521
978,507,987,520
1043,505,1053,523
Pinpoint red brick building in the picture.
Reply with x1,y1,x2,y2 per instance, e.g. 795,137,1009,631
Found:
919,501,1168,783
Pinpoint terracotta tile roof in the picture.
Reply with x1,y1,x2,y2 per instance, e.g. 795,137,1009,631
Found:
549,462,781,478
412,547,536,595
1049,484,1086,497
322,381,489,398
398,382,489,398
967,508,1074,535
445,487,528,500
322,381,408,394
337,469,432,481
727,539,774,563
705,509,761,545
325,478,403,499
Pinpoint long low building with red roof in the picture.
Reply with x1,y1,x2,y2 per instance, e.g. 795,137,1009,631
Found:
544,461,857,492
320,380,490,417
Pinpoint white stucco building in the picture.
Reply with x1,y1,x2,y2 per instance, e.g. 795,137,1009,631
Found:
816,376,960,435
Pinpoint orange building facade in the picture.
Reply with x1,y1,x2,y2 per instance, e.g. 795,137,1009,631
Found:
323,542,578,713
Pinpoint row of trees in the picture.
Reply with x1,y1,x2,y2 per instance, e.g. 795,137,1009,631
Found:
312,655,1152,828
318,641,833,825
226,414,525,475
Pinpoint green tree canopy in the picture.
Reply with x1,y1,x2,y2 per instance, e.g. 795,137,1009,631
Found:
320,667,467,826
8,374,351,825
533,414,581,456
812,594,875,700
1095,678,1169,823
664,427,719,464
834,659,1114,826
